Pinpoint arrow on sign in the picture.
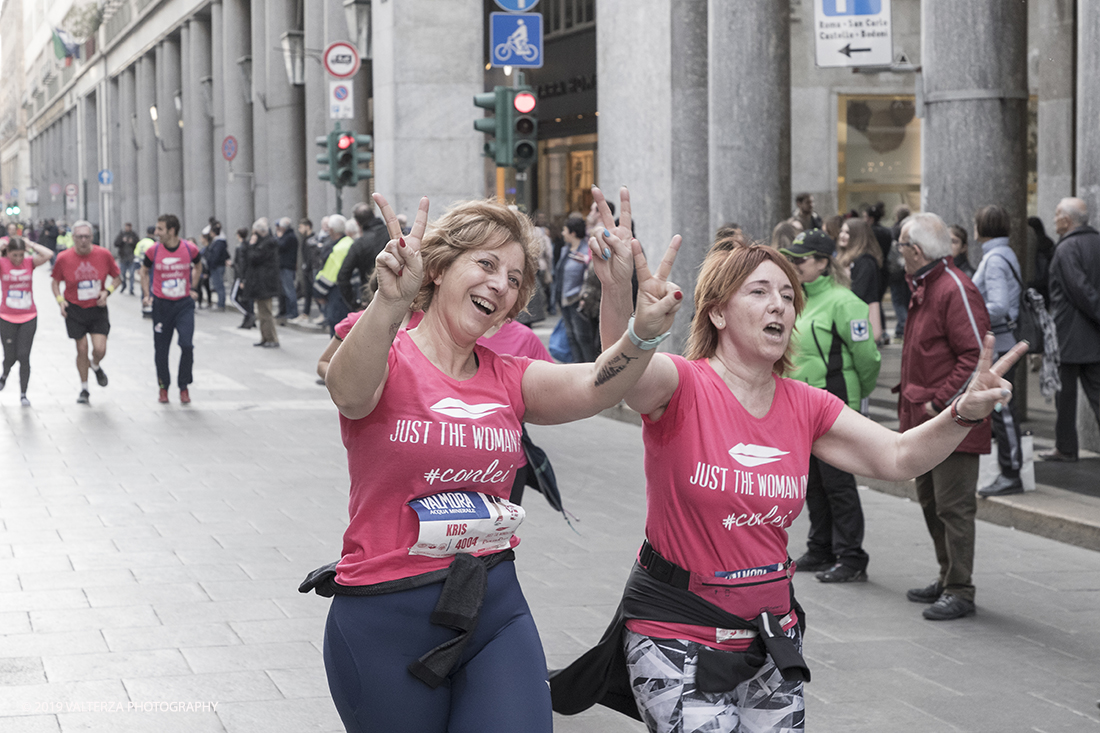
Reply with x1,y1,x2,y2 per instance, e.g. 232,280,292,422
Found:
839,43,873,57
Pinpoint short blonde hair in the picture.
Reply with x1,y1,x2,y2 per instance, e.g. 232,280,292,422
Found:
685,242,805,375
415,200,540,321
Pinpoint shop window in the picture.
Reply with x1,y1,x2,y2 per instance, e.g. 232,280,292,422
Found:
837,94,920,215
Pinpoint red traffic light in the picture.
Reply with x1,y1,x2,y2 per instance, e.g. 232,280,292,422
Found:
337,134,355,150
513,92,536,114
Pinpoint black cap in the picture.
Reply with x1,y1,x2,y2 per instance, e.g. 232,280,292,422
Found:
780,229,835,259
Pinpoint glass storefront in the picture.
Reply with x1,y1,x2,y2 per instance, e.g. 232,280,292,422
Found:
837,94,921,215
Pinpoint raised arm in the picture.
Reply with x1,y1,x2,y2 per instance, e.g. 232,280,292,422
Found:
812,335,1028,480
28,242,53,268
325,194,429,420
590,186,680,416
522,233,683,425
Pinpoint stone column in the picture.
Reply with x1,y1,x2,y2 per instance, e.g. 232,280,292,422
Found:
1076,0,1100,452
82,92,100,227
136,54,159,230
211,1,227,228
922,0,1029,417
921,1,1028,259
371,0,483,216
185,17,215,235
261,0,305,222
106,76,121,240
223,0,255,235
668,0,709,352
156,36,184,221
303,0,338,222
1037,0,1076,235
62,112,76,221
250,0,268,217
118,66,140,233
708,0,790,246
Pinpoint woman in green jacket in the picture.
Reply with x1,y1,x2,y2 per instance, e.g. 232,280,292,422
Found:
781,229,881,584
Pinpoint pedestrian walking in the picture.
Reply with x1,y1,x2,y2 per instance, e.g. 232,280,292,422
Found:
549,195,1025,731
275,217,299,322
835,217,884,344
232,227,255,329
313,215,354,334
113,223,139,294
337,202,388,312
555,216,596,362
204,220,231,310
782,229,880,583
243,217,281,348
140,214,202,404
0,237,54,406
296,218,321,320
971,205,1025,496
895,213,992,620
303,188,683,733
1039,197,1100,463
50,220,122,405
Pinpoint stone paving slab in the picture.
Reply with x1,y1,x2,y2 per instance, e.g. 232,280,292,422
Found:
2,276,1100,731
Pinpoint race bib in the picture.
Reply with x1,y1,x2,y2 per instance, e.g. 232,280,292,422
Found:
162,278,188,298
407,491,524,558
5,290,31,310
77,280,100,301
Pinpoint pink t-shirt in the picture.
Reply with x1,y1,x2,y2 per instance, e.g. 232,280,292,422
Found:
52,246,120,308
336,329,533,586
628,355,844,649
145,241,200,299
0,258,38,323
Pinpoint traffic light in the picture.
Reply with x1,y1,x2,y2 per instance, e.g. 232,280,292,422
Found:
353,134,373,182
316,134,334,182
335,132,357,187
4,204,19,217
473,87,512,168
512,90,538,171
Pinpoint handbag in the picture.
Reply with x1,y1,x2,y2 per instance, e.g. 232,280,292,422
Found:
548,318,574,363
994,254,1044,354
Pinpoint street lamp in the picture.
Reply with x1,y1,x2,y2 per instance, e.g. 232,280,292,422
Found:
343,0,371,60
281,30,305,86
237,55,253,107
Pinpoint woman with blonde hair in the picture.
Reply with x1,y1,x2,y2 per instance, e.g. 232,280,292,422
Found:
311,188,684,733
836,217,884,343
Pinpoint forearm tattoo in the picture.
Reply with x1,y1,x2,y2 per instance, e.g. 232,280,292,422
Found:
594,352,638,387
389,320,402,338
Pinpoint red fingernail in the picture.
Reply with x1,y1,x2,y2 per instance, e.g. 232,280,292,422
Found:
399,238,406,248
674,291,683,301
398,267,404,276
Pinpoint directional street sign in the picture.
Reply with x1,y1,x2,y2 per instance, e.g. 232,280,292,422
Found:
97,169,113,185
813,0,892,68
490,12,543,68
493,0,539,10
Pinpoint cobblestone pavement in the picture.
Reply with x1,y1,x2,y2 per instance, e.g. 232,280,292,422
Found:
1,275,1099,732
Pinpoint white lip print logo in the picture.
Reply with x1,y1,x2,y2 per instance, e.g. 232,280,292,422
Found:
429,398,508,420
728,443,789,467
163,257,180,265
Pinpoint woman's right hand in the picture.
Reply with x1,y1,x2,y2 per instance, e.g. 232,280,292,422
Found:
629,235,684,341
372,193,429,306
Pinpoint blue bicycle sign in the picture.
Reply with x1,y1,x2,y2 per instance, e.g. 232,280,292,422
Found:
490,13,543,68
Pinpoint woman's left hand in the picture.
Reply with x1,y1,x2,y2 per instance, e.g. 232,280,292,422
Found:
630,235,684,341
955,333,1030,421
588,186,636,287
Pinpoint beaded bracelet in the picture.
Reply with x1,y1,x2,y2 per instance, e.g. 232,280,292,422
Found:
950,397,983,427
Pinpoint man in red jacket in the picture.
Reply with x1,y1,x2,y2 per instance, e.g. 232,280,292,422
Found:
895,212,991,621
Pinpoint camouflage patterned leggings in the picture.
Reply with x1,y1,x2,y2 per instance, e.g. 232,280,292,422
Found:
624,626,805,733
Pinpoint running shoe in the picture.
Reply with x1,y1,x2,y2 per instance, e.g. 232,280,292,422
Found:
179,389,191,405
77,389,90,405
93,365,108,387
158,388,169,404
21,396,30,407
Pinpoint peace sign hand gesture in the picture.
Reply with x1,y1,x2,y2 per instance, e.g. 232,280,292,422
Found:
371,193,429,307
629,234,684,343
954,334,1030,421
588,186,636,287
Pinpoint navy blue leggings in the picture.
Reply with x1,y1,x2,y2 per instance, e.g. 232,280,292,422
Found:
151,296,195,389
323,561,552,733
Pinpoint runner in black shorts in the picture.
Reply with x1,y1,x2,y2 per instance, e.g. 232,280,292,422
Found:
51,221,121,405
